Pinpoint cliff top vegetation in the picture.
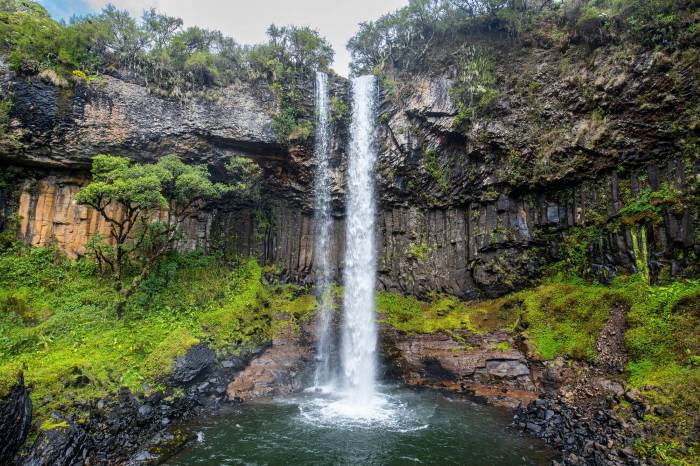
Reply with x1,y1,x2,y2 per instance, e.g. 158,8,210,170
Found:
348,0,699,75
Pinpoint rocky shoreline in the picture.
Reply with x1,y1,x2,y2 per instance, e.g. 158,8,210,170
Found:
1,319,654,466
1,306,656,466
1,342,268,465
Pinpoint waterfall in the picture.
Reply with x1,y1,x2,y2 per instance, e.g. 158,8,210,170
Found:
340,75,378,406
312,71,335,389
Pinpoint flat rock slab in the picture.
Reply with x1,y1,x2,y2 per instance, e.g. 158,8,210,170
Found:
226,344,311,402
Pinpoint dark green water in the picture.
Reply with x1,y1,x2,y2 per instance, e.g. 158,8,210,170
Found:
166,386,555,466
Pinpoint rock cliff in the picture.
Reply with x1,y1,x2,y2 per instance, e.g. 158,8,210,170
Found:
1,36,698,299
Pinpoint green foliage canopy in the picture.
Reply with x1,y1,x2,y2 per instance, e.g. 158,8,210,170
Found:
75,154,227,316
0,0,332,99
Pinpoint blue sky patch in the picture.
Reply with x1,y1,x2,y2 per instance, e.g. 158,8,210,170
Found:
39,0,95,22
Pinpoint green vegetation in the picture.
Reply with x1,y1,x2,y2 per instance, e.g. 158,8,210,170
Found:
224,154,264,202
380,273,699,368
618,182,684,225
450,47,499,126
379,273,700,465
378,290,521,336
423,148,449,191
75,155,228,317
348,0,699,75
407,241,431,262
248,25,333,142
0,97,11,137
0,244,316,421
329,96,349,125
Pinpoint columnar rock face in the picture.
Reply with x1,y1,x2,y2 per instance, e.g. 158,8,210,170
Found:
15,175,213,257
2,39,698,297
374,158,696,297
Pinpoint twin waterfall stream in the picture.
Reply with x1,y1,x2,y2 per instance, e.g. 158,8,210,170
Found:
312,72,380,418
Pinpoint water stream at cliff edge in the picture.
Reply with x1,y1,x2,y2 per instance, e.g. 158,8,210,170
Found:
312,71,335,391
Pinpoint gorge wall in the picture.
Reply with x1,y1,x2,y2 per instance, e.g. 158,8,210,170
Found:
1,34,698,299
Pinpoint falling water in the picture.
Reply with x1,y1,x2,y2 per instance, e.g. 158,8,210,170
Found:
312,71,335,389
340,75,378,408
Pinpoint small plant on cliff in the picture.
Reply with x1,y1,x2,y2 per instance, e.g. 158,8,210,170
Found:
450,47,499,127
407,241,431,262
329,96,349,125
75,154,228,317
0,97,12,138
618,182,684,225
248,25,333,143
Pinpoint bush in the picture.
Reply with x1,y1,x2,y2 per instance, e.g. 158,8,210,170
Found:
0,247,317,423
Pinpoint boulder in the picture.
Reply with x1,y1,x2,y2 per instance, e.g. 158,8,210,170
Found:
171,344,216,386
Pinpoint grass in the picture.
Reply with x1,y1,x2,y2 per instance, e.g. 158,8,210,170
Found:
0,245,317,421
378,273,700,465
1,242,697,463
377,291,521,337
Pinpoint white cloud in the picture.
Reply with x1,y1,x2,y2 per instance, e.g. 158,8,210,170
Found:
81,0,407,76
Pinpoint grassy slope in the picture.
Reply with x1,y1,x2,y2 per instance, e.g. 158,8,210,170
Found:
1,244,697,463
379,275,700,465
0,246,316,425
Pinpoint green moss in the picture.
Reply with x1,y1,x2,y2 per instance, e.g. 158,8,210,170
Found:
494,341,511,352
407,241,430,262
377,291,520,337
619,182,684,225
0,364,22,398
141,328,199,381
0,246,315,422
518,281,617,361
39,420,69,431
558,223,604,278
630,226,650,282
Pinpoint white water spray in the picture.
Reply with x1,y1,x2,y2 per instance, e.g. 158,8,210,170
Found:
312,71,335,389
340,75,379,407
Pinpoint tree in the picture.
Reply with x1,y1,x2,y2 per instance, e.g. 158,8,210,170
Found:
142,8,182,51
75,154,228,317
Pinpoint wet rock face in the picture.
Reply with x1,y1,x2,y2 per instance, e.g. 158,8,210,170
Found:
19,343,251,466
381,328,538,408
170,344,216,386
0,375,32,464
21,390,199,466
226,314,314,402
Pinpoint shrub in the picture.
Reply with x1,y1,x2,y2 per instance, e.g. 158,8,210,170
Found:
618,182,684,225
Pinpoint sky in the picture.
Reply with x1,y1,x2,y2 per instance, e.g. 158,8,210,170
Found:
39,0,408,76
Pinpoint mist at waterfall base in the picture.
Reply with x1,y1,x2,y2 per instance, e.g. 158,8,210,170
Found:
165,76,555,464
